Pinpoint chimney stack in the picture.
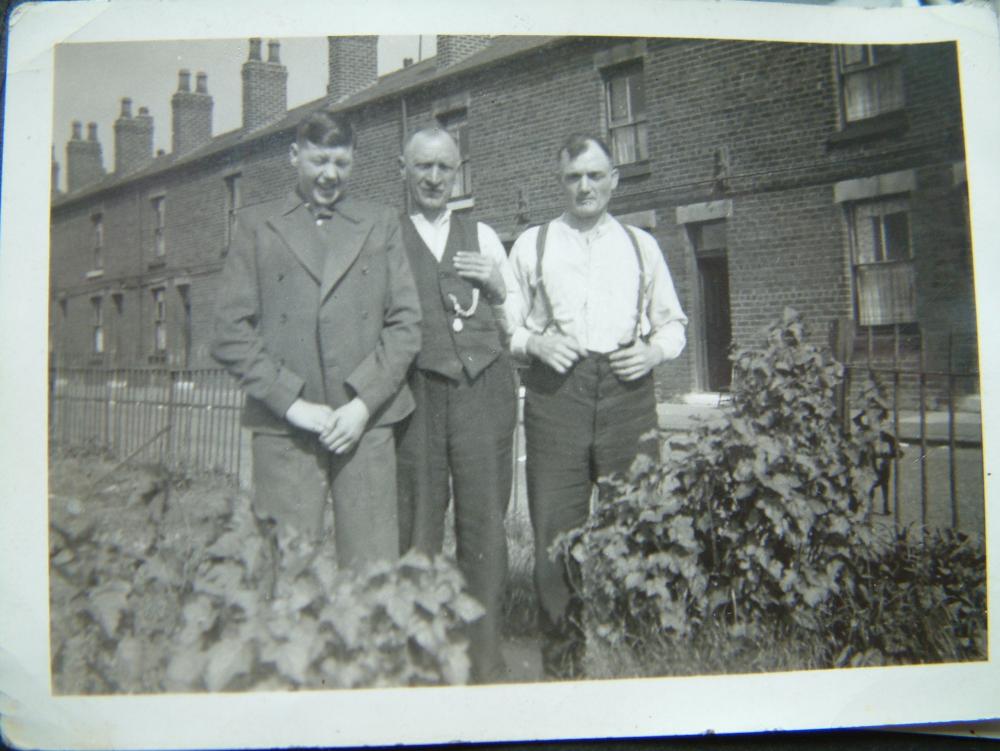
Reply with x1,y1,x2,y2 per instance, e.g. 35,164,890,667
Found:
172,68,213,156
436,35,492,69
327,36,378,102
242,38,287,132
66,120,105,192
114,97,154,174
51,146,61,198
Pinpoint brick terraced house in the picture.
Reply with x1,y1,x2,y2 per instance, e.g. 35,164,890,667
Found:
49,35,976,402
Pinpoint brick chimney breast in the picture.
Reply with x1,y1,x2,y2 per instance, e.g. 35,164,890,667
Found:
242,38,287,132
114,96,154,174
436,35,493,69
172,69,213,156
66,121,105,192
327,36,377,103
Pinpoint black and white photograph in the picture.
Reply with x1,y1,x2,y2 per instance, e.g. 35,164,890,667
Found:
2,0,999,747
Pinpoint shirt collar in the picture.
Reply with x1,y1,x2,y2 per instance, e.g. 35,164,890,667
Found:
410,208,452,230
557,211,614,239
283,191,360,223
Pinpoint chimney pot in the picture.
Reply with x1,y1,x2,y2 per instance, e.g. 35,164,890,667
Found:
326,36,378,102
67,121,105,190
403,57,413,68
138,106,149,116
178,69,191,92
196,71,208,94
157,149,165,157
120,97,133,118
267,40,281,63
242,39,288,131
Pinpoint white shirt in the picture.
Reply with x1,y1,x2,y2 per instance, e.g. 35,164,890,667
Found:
508,213,687,361
408,209,522,336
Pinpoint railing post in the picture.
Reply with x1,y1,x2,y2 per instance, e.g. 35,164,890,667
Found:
829,318,854,432
948,332,959,529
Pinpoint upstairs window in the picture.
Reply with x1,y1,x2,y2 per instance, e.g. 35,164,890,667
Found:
838,45,904,123
151,196,166,258
436,109,472,199
851,196,916,326
605,62,648,165
92,213,104,270
224,173,241,249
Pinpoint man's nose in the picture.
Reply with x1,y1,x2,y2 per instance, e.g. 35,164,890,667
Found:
578,175,591,191
428,165,443,183
321,164,339,181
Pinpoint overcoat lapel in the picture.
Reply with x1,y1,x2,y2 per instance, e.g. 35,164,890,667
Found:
319,201,373,303
266,198,325,284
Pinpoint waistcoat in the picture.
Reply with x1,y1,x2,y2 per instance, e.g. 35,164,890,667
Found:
400,214,504,381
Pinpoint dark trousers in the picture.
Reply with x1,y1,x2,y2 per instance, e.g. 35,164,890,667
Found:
251,426,400,571
523,354,657,677
396,357,518,683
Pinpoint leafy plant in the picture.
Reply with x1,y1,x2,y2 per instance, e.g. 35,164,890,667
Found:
556,309,986,672
50,469,484,694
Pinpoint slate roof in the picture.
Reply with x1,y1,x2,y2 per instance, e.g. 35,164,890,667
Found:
52,35,563,209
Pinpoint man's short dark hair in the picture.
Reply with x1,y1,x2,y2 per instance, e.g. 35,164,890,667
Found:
296,108,355,148
557,133,613,162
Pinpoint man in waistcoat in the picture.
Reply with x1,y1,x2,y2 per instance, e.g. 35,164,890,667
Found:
212,109,421,570
508,133,688,679
395,127,521,683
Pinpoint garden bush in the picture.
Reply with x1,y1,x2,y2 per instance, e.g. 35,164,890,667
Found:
49,473,484,694
556,309,986,673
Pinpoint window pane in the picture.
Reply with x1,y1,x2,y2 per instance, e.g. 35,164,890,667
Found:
856,262,917,325
841,45,868,68
883,211,911,261
611,125,637,164
844,64,903,121
608,75,630,123
629,71,645,118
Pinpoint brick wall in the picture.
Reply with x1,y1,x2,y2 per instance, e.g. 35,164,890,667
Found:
327,37,378,102
50,37,972,402
436,36,493,69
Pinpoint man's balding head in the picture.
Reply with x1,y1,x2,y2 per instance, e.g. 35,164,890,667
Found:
401,128,462,219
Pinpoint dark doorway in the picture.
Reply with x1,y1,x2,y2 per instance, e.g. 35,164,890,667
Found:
691,221,733,392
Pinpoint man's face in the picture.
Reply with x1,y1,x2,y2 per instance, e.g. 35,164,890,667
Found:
401,132,460,215
290,140,354,208
559,141,619,222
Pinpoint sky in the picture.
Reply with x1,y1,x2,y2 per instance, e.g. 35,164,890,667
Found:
51,35,436,192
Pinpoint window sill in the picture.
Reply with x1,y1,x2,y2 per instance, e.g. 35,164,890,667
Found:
616,161,652,180
84,269,104,280
827,110,908,147
447,196,475,212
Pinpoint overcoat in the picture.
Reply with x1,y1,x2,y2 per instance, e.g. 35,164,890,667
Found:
212,192,421,433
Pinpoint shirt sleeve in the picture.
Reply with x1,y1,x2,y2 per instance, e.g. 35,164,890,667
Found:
639,231,688,363
476,222,523,337
507,227,542,359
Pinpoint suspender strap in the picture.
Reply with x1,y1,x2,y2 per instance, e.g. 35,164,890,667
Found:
534,222,558,335
534,220,646,342
622,224,646,342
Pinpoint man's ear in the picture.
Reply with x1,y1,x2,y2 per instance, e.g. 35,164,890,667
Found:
398,155,407,179
289,142,300,167
610,167,620,192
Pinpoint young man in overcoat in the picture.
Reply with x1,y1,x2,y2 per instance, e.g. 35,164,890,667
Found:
212,109,421,569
